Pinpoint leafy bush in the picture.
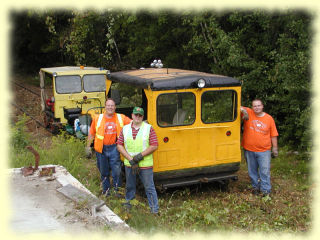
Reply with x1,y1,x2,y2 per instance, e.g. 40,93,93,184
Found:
10,114,31,151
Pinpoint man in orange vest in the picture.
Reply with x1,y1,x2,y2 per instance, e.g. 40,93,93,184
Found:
86,98,131,196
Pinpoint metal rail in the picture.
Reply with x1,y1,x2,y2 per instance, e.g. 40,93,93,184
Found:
12,82,52,133
11,102,52,133
13,81,41,97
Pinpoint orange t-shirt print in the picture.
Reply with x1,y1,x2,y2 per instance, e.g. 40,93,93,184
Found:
103,115,117,145
89,114,117,145
250,119,268,134
241,107,278,152
90,113,132,146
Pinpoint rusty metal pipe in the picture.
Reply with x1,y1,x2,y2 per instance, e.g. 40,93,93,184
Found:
26,145,39,170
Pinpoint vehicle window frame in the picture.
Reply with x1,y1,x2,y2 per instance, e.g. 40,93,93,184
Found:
201,89,238,124
83,74,107,93
55,75,82,94
156,92,196,128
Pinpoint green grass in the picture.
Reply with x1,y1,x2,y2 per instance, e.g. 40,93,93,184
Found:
272,147,311,184
114,152,311,234
10,115,102,197
9,115,312,234
105,151,312,234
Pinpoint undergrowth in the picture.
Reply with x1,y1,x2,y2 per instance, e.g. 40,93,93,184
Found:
9,115,102,196
9,115,312,234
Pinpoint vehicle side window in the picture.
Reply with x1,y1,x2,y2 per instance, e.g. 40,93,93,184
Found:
157,92,195,127
201,90,237,123
109,82,143,118
111,82,142,107
83,74,106,92
55,75,81,94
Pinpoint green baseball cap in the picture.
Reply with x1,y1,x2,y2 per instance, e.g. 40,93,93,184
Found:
132,107,144,115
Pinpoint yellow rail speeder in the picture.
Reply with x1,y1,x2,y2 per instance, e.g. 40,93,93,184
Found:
39,66,109,135
107,68,242,190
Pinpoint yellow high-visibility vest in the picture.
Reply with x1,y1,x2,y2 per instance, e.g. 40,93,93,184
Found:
123,122,153,167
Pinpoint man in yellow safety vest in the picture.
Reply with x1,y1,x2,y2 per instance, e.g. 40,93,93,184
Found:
86,98,131,196
117,107,159,214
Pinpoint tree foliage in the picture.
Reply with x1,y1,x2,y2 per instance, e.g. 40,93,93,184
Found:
10,9,312,151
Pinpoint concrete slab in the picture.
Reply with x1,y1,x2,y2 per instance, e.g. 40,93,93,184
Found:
57,184,105,217
8,165,131,234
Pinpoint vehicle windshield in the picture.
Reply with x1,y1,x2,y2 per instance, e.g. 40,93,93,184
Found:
55,75,81,94
201,90,237,123
157,92,195,127
83,74,106,92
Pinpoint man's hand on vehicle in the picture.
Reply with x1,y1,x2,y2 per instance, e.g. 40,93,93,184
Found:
240,107,249,120
85,146,92,158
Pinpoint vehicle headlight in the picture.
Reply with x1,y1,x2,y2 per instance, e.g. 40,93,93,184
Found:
197,78,206,88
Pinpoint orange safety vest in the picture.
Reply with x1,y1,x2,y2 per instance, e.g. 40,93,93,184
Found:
93,113,125,153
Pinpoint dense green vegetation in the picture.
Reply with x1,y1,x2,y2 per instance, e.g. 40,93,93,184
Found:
10,9,312,152
10,116,311,233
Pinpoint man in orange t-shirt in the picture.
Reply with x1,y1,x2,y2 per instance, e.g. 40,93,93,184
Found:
241,99,278,197
86,98,131,196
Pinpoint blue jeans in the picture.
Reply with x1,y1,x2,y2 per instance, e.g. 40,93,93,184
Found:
125,166,159,213
244,150,271,194
96,144,122,193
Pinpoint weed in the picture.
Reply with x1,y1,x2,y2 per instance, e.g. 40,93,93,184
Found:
75,199,89,211
272,147,311,184
10,114,31,152
10,117,101,196
64,211,72,217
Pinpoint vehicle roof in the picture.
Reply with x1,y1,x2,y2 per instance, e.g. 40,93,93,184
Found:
40,66,108,75
109,68,241,90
